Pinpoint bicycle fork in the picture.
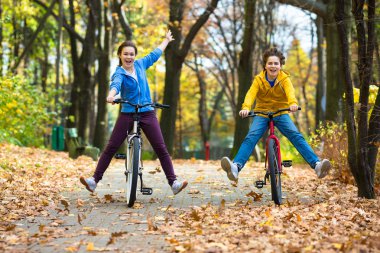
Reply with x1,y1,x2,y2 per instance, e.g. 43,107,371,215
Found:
127,120,153,195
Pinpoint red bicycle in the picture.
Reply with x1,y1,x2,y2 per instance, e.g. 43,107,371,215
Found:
251,107,301,205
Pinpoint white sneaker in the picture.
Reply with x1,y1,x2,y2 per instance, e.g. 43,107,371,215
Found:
171,180,188,195
315,159,331,179
80,176,97,192
221,157,239,181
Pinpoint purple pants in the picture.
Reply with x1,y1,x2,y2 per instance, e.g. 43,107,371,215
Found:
93,111,177,185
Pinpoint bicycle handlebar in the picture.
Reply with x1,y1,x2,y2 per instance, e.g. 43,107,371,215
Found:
248,107,301,117
113,99,170,109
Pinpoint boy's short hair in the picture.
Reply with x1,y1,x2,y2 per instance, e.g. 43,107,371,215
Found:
262,47,286,68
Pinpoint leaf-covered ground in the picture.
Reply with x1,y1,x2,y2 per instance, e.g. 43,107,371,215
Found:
0,143,95,251
163,180,380,252
0,143,379,252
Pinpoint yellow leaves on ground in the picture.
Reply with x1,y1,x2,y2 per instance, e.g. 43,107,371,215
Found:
1,145,379,252
162,162,380,253
0,143,95,246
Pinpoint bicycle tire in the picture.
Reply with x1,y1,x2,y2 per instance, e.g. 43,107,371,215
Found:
268,138,282,205
125,136,140,207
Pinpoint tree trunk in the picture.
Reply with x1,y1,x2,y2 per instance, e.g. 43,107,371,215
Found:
336,0,376,199
65,0,98,145
160,0,220,155
315,16,325,129
76,0,99,143
352,0,376,198
197,71,209,145
93,0,111,150
40,48,49,92
66,0,80,129
161,54,183,156
231,0,256,157
55,0,63,118
324,0,345,122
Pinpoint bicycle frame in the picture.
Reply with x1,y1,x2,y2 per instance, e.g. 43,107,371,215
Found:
265,117,282,174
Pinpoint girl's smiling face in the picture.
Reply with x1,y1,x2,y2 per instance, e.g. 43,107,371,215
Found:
119,46,136,70
265,56,281,80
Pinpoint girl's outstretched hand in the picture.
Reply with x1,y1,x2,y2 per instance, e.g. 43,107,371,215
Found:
165,30,174,42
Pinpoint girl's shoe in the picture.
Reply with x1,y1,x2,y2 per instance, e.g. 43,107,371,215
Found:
171,180,188,195
80,176,97,192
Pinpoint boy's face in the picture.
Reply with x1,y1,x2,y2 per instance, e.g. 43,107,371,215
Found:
265,56,281,80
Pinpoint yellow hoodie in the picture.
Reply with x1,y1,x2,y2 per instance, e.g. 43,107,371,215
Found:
241,70,298,115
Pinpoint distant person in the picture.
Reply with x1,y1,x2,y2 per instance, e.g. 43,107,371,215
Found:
221,47,331,181
80,30,188,195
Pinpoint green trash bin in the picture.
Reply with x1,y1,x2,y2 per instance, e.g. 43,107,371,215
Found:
52,126,65,151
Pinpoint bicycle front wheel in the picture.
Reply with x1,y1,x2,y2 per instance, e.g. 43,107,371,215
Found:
268,138,282,205
125,136,140,207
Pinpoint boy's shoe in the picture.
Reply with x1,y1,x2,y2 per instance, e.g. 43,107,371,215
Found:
221,157,239,181
80,176,97,192
315,159,331,179
171,180,188,195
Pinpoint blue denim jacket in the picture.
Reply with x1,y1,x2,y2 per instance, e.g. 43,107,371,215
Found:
110,48,163,113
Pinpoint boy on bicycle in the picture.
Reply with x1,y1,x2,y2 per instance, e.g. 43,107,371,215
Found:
221,47,331,181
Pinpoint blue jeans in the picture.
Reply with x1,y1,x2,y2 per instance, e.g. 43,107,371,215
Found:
233,114,319,170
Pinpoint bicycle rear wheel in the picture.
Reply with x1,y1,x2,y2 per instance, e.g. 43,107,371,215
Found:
125,136,140,207
268,138,282,205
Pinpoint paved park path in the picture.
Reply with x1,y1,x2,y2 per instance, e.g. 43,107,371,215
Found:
20,159,271,253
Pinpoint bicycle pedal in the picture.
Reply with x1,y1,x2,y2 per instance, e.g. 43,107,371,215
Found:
255,180,265,189
115,153,126,159
282,160,292,167
141,187,153,195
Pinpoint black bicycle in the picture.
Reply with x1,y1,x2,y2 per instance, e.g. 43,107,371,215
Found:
249,107,301,205
113,99,169,207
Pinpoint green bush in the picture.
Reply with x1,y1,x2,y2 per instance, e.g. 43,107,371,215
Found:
0,75,54,147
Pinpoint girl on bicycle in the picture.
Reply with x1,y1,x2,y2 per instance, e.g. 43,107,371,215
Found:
80,30,188,195
221,47,331,181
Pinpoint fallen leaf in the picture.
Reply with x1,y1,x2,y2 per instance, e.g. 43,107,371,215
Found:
246,191,263,201
86,242,95,251
188,189,200,194
104,194,113,202
61,199,70,211
147,214,158,231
